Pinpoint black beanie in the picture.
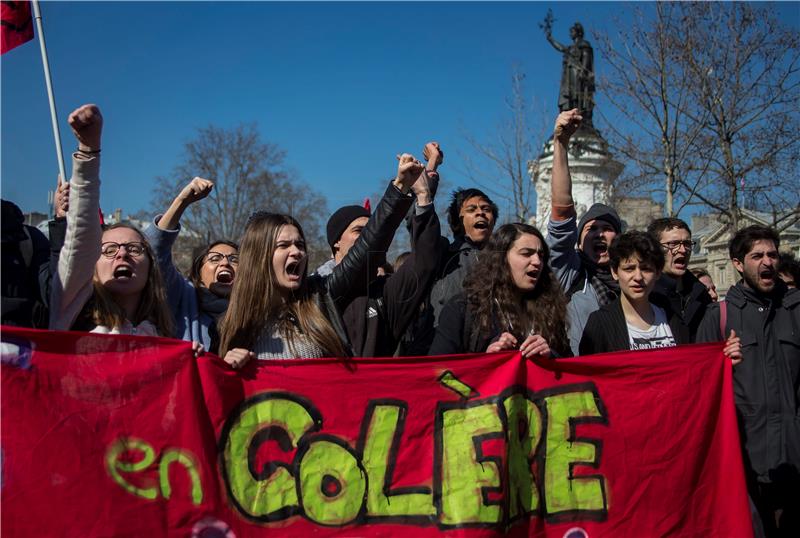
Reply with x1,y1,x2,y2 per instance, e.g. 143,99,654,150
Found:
577,203,622,240
326,205,370,251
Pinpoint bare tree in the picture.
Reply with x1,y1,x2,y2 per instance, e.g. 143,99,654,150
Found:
596,3,709,216
151,124,329,269
677,2,800,230
596,2,800,229
460,69,548,223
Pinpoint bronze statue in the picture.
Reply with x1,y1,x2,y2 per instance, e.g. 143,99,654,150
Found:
541,10,595,125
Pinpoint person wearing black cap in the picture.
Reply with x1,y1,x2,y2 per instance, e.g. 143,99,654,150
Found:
324,149,442,357
547,109,623,355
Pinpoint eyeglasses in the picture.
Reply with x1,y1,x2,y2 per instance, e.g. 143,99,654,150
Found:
660,240,696,252
206,252,239,265
101,241,146,258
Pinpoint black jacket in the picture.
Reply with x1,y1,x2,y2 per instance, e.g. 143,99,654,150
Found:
1,200,50,328
697,281,800,485
399,235,482,355
579,295,691,356
211,182,414,356
650,271,712,342
341,202,441,357
429,293,500,355
429,293,572,357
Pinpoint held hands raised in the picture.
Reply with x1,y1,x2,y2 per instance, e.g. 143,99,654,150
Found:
422,141,443,168
394,153,425,194
553,108,582,145
68,104,103,152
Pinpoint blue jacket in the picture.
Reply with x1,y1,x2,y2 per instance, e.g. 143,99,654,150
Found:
143,216,216,347
546,215,601,356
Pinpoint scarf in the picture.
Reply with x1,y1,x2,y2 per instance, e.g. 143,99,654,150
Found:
579,251,619,307
197,287,229,320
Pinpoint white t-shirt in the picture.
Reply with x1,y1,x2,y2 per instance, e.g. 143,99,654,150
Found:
627,305,676,351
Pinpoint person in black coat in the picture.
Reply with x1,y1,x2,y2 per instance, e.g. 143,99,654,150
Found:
647,217,712,341
430,223,571,358
579,231,741,357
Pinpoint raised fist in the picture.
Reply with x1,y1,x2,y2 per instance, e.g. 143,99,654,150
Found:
178,177,214,205
422,141,443,166
396,153,425,191
67,104,103,152
554,108,582,144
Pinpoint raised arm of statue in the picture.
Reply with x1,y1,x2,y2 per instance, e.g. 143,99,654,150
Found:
546,32,568,53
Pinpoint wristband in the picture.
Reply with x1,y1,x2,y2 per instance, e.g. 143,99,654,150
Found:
77,148,101,154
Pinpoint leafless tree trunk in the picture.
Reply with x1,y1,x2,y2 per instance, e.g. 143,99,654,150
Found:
596,2,799,230
677,2,800,231
460,68,548,223
595,3,710,217
151,124,329,269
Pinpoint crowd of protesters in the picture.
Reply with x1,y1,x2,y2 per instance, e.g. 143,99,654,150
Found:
2,103,798,536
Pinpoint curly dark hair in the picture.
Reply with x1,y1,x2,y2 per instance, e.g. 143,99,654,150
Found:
609,231,665,271
447,188,498,238
463,223,570,355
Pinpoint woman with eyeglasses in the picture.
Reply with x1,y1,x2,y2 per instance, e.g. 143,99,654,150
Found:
143,177,239,349
429,223,571,358
49,104,173,337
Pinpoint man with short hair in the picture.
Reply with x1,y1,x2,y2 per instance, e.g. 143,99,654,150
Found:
325,148,442,357
398,185,498,355
647,217,712,341
547,109,622,355
690,268,719,302
698,225,800,536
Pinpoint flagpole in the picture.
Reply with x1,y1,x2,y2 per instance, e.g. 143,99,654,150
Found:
31,0,67,189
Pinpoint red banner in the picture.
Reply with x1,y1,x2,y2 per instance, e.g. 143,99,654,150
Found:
1,326,752,537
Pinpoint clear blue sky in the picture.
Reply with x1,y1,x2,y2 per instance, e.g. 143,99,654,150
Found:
3,1,798,221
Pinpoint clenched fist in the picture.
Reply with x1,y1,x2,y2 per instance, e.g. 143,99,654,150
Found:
68,104,103,152
554,108,582,145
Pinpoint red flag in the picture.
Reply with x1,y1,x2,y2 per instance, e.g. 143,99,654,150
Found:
363,197,371,212
1,1,34,54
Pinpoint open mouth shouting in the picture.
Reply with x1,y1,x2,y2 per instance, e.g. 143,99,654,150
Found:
672,255,688,272
113,265,134,281
216,268,235,285
759,268,775,286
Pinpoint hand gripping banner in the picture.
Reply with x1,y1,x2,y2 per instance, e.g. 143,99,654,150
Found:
1,327,752,537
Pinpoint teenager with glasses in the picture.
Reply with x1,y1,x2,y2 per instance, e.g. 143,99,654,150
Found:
144,177,239,349
646,217,712,341
49,104,173,337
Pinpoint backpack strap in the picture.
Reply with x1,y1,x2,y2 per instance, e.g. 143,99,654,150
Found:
719,299,727,340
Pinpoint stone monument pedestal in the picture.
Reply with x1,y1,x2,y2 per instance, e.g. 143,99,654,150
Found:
530,125,623,228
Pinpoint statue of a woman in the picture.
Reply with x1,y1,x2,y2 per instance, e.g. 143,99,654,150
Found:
543,18,595,125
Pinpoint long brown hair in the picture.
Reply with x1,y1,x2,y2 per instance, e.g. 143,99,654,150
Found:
463,223,570,355
218,213,346,358
92,224,174,337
